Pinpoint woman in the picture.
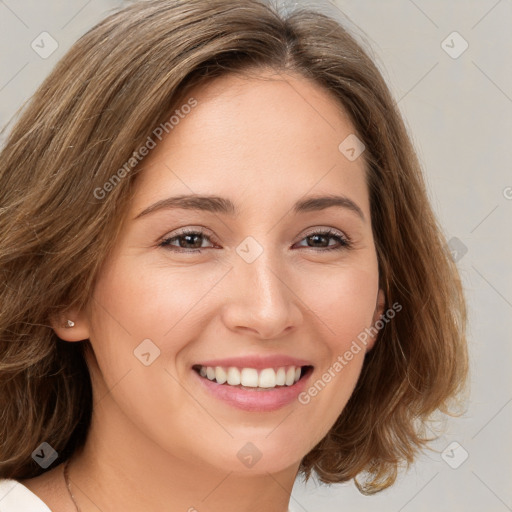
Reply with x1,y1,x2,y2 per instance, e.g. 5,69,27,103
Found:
0,1,468,511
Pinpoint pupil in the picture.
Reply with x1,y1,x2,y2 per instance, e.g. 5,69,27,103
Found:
183,234,201,248
309,234,327,247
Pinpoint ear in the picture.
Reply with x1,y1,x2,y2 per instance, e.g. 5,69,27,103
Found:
365,288,386,352
50,308,91,342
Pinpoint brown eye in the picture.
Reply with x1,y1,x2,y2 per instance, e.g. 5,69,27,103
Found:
159,229,215,252
295,229,351,252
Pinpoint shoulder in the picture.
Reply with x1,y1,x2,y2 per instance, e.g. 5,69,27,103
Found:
0,478,52,511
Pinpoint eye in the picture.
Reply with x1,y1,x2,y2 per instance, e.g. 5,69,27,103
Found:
294,228,351,252
159,228,216,253
159,227,351,253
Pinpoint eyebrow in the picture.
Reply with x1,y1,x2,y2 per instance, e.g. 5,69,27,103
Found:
134,193,365,222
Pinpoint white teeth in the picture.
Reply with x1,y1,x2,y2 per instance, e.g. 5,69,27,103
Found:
215,366,227,384
258,368,276,388
240,368,259,387
197,364,305,388
227,367,241,386
275,367,286,386
285,367,296,386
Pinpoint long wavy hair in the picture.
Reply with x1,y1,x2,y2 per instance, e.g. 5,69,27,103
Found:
0,0,468,494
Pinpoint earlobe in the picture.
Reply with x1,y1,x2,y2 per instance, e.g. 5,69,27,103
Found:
50,311,90,342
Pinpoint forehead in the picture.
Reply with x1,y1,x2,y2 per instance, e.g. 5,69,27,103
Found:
130,70,370,218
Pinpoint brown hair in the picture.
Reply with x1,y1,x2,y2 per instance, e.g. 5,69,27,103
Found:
0,0,468,494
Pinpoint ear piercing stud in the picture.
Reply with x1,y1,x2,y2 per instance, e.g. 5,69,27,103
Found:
65,320,75,328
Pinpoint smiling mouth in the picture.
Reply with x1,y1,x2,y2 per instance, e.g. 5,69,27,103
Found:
192,364,314,390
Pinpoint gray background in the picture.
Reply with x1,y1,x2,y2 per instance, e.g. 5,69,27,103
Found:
1,1,511,511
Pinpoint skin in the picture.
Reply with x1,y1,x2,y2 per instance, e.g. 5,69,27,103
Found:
22,69,385,512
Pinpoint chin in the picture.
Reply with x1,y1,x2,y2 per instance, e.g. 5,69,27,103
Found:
191,434,310,476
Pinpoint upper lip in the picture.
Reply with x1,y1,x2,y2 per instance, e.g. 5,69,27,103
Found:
193,355,313,370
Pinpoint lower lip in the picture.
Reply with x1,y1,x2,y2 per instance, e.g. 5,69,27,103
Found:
192,368,313,412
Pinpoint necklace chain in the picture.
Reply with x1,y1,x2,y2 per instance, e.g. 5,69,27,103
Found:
63,458,81,512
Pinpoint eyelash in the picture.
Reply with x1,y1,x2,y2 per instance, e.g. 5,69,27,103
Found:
158,228,352,253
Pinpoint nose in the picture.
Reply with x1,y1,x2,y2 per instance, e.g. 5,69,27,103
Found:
220,250,303,340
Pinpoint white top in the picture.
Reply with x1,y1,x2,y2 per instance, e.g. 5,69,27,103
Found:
0,479,52,511
0,478,296,511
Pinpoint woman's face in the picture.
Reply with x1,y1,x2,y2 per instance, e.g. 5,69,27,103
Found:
72,70,384,475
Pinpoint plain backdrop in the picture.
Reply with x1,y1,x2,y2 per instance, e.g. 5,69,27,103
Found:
0,1,511,511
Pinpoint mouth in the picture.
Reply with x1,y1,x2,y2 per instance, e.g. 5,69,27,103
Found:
192,364,314,391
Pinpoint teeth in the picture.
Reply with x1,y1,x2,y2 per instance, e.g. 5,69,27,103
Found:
240,368,259,387
275,367,286,386
197,365,305,389
215,366,227,384
285,367,295,386
258,368,276,388
227,367,241,386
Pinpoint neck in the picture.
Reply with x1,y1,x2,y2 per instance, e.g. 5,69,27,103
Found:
68,394,297,512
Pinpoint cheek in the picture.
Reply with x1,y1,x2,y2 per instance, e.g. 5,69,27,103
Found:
293,265,378,428
85,257,231,403
299,263,379,346
91,255,229,341
85,261,215,455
